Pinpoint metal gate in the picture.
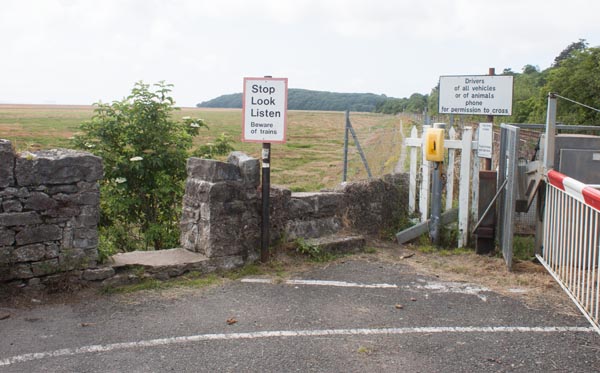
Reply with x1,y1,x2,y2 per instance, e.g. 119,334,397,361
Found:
537,170,600,333
497,124,520,270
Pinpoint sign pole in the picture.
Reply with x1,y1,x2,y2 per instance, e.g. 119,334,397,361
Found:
483,67,495,170
241,75,288,263
261,142,271,262
260,75,273,263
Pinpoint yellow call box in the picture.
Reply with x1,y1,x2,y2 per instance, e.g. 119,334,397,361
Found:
425,128,445,162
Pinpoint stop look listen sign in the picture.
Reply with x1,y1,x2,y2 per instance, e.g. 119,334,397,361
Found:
242,77,288,143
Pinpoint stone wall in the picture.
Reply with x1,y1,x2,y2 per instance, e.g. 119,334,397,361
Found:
180,152,409,262
0,140,103,288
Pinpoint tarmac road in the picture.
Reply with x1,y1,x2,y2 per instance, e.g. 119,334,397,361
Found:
1,258,599,372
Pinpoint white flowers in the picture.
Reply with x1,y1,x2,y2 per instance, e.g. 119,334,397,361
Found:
115,177,127,184
84,142,95,148
190,123,200,128
129,156,143,162
182,116,191,120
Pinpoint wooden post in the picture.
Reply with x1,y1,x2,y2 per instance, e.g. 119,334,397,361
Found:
458,127,473,247
408,125,418,214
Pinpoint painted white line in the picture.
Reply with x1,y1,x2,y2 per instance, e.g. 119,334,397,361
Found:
0,326,593,367
241,278,398,288
411,281,490,302
241,278,491,301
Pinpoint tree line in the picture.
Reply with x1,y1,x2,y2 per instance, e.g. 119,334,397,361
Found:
197,88,390,112
198,40,600,124
427,39,600,125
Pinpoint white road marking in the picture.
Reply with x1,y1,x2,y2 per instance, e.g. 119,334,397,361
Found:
241,278,398,288
411,281,490,302
241,278,491,301
0,326,593,367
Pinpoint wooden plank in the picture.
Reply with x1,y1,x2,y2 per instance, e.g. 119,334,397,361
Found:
408,125,418,213
446,126,456,212
458,127,473,247
419,125,431,222
396,208,458,244
405,138,422,147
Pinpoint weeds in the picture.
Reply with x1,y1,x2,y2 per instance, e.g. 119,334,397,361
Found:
294,238,337,262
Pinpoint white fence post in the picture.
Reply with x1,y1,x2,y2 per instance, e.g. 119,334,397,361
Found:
458,127,473,247
471,128,480,225
419,125,432,222
408,125,418,214
446,126,456,212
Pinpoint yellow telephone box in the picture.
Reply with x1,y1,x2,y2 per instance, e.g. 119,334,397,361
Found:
425,128,445,162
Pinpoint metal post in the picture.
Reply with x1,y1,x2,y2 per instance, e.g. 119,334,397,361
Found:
543,93,557,172
343,110,349,182
537,92,557,255
430,122,444,246
483,67,495,170
261,142,271,262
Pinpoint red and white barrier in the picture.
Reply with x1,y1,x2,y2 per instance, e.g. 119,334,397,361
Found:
540,169,600,334
547,170,600,211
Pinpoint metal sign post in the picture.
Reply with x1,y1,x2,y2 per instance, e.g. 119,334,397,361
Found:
242,76,288,262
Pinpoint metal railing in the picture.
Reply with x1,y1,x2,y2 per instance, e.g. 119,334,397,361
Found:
537,170,600,334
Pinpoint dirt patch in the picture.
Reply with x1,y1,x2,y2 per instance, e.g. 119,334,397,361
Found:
368,238,579,316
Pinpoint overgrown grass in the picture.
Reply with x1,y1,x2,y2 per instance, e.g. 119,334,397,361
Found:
512,235,536,261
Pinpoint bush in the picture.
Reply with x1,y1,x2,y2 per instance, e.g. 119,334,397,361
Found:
73,81,231,253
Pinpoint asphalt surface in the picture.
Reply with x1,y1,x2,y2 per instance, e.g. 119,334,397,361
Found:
1,258,599,372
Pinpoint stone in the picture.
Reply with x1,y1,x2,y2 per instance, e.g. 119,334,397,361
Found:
186,158,241,182
16,188,30,198
13,244,46,262
227,152,260,187
15,149,103,186
45,243,59,259
0,228,15,246
289,192,345,218
46,184,78,194
31,259,60,276
285,217,343,240
82,267,115,281
0,212,42,227
11,264,33,279
72,228,98,249
58,248,86,270
0,246,12,264
0,187,18,197
24,192,58,211
44,206,81,218
15,224,62,245
2,199,23,213
0,139,14,188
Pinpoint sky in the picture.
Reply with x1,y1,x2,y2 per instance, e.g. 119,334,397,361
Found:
2,0,599,107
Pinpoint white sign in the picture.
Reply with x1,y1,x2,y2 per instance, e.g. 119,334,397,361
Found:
242,77,288,143
439,75,513,116
477,123,493,159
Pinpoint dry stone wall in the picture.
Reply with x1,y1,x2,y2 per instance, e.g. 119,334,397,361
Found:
0,140,103,288
180,152,409,262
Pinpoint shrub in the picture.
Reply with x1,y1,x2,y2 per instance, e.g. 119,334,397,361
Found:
73,81,231,252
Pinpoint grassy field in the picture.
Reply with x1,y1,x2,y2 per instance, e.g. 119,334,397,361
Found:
0,104,411,191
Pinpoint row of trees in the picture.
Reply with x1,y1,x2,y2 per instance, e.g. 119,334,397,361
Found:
426,39,600,125
198,88,390,112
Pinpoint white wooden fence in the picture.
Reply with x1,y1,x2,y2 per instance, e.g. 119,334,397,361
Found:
404,124,479,247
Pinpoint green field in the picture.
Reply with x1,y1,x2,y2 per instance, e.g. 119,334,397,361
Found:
0,104,410,191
